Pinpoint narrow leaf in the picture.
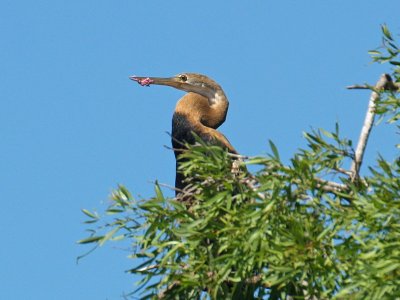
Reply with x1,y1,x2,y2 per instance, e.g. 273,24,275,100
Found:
269,140,280,161
382,24,393,41
82,209,98,219
77,236,104,244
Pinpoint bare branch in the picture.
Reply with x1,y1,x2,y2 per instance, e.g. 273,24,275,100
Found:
152,181,183,193
347,79,400,91
350,74,393,180
346,84,371,90
333,167,353,176
314,177,348,193
227,152,251,160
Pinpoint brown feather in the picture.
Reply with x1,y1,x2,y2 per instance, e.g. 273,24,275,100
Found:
174,93,236,153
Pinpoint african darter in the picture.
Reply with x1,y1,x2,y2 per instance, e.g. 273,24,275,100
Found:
130,73,237,194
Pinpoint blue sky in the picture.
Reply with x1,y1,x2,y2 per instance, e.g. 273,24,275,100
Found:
1,1,399,299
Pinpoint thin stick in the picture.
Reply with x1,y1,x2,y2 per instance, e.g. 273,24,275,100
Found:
152,181,183,193
350,74,392,180
334,167,353,176
314,177,348,193
346,84,371,90
347,81,400,91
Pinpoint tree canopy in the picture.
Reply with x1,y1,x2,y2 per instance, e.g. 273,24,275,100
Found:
79,25,400,299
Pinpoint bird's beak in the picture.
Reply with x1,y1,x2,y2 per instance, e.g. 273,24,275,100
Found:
129,76,182,88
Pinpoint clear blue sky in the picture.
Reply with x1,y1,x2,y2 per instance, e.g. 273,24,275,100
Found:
1,1,398,299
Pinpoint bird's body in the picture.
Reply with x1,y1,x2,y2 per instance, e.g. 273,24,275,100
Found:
171,92,236,191
130,73,237,194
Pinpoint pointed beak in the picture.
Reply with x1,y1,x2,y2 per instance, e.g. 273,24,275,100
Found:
129,76,182,88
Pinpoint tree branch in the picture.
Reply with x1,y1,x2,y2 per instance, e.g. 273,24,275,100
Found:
333,167,353,176
346,78,400,91
349,73,393,181
314,177,348,193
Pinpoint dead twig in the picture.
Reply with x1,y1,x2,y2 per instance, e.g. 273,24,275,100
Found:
314,177,348,193
349,73,393,181
151,181,183,193
333,167,353,176
347,78,399,91
346,84,371,90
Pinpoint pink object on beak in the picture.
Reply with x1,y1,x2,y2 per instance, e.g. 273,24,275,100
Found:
130,76,154,86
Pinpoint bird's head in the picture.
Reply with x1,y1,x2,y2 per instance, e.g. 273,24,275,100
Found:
130,73,224,102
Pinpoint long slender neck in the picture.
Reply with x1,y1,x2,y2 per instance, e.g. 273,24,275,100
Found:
174,87,229,129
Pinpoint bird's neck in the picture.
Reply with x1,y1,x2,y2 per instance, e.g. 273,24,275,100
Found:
208,90,226,105
206,90,229,128
174,90,229,129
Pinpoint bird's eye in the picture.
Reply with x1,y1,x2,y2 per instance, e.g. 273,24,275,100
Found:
179,74,188,82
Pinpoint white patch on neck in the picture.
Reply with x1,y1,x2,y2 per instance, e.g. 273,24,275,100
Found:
210,91,226,106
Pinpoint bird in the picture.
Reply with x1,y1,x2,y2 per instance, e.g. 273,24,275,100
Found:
130,73,238,195
130,73,247,297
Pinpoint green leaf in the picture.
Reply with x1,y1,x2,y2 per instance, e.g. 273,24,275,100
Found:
368,50,381,56
81,209,98,219
317,222,334,241
77,236,104,244
269,140,280,161
382,24,393,41
160,243,182,266
246,157,268,165
320,128,334,139
99,226,121,246
119,184,132,200
106,208,124,214
154,182,164,201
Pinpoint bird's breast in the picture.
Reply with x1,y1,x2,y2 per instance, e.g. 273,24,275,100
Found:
172,112,233,155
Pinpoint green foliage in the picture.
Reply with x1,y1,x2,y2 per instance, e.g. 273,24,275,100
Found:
79,26,400,299
369,25,400,70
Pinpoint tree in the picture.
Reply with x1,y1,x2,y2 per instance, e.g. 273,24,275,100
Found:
79,25,400,299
